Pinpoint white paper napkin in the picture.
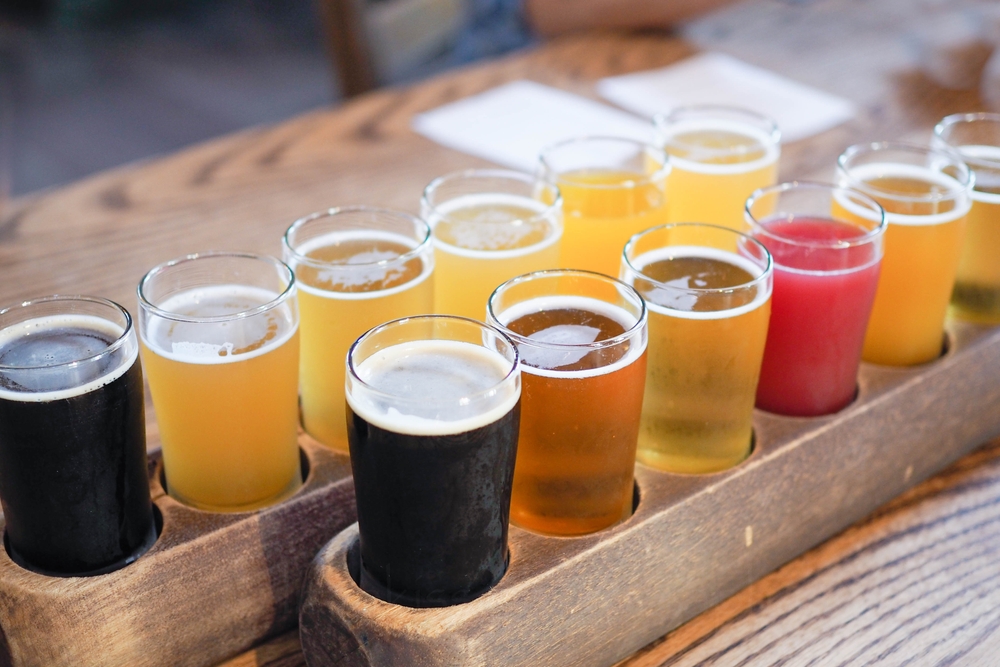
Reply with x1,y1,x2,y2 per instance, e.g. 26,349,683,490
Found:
596,52,857,143
411,80,653,172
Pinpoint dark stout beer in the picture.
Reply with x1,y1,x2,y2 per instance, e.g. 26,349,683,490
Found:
346,328,520,607
0,300,155,575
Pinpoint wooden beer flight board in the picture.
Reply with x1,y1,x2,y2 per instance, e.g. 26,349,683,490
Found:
0,437,355,667
298,320,1000,667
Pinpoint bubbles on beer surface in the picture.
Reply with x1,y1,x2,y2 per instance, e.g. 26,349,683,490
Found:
630,246,767,318
0,315,131,396
348,340,518,436
146,285,296,363
295,231,427,293
432,195,557,253
843,163,971,223
658,119,778,174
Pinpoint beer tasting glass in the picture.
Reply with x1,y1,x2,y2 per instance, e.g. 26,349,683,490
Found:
487,269,647,535
746,183,886,416
422,169,562,320
283,207,434,452
621,223,772,474
837,143,973,366
138,252,302,512
654,105,780,230
934,113,1000,324
539,137,670,277
0,296,155,575
346,316,521,607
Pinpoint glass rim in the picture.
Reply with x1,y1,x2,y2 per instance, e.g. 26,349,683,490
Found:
0,294,133,372
744,181,888,250
837,141,974,204
137,251,296,324
487,268,648,353
282,206,433,273
622,222,774,296
538,136,670,189
934,112,1000,171
346,314,521,405
421,168,563,227
653,104,782,149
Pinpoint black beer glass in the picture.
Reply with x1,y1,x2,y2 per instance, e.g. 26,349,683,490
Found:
0,296,155,575
345,315,521,607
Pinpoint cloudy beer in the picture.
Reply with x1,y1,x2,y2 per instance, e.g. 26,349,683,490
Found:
0,296,155,574
139,253,301,512
622,224,772,473
284,208,434,451
346,316,520,607
488,270,647,535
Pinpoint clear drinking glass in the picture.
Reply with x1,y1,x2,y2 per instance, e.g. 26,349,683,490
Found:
138,252,302,512
539,137,669,277
346,315,521,607
933,113,1000,324
746,182,886,416
487,269,647,536
422,169,562,320
654,105,780,230
621,223,772,474
283,207,434,452
837,142,973,365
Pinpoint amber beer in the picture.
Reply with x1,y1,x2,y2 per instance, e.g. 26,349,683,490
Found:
488,270,647,535
0,296,155,575
837,143,973,365
346,316,520,607
284,208,434,451
139,253,302,512
621,224,772,474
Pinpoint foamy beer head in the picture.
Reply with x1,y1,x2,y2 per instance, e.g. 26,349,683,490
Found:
345,315,521,607
653,105,780,174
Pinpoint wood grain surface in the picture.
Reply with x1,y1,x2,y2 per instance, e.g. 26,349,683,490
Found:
2,0,997,664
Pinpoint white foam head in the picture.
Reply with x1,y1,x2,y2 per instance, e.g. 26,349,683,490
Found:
957,145,1000,204
428,193,562,259
655,117,780,175
838,162,973,226
346,339,520,436
627,245,771,320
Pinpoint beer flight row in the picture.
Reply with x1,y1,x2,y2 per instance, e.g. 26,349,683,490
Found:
0,109,997,609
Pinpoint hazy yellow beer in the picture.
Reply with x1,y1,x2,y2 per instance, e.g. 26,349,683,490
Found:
422,170,562,319
655,106,780,230
934,113,1000,324
283,208,434,452
837,143,973,365
540,138,670,277
138,253,302,511
621,224,772,474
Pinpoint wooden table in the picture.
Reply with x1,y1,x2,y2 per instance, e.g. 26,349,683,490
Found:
4,0,999,664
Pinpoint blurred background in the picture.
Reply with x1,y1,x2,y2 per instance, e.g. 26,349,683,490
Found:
0,0,471,198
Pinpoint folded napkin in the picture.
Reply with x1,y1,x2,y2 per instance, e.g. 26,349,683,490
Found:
597,52,857,143
411,80,653,172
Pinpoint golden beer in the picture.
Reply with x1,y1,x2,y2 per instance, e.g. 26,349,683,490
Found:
422,171,562,320
837,146,972,366
541,138,669,277
622,225,772,474
284,209,434,452
934,114,1000,323
655,107,780,230
139,268,302,512
488,271,647,536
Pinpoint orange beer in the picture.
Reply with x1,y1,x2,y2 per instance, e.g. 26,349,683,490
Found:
540,138,670,277
837,143,972,365
138,253,302,511
488,270,647,535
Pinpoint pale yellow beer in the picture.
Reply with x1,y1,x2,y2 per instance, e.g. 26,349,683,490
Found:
934,113,1000,324
540,138,670,277
621,224,772,474
138,254,302,512
837,144,972,366
422,171,562,320
284,208,434,452
655,107,780,230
